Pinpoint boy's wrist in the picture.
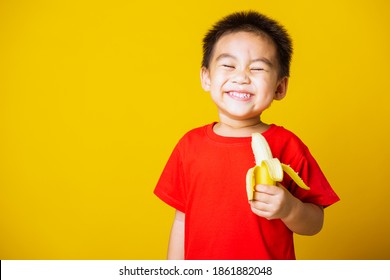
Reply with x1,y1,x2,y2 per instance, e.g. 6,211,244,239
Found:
281,193,301,225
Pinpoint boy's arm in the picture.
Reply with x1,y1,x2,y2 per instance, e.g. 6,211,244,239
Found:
281,196,324,236
251,184,324,235
167,210,185,259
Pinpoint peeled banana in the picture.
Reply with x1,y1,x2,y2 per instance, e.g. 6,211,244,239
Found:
246,133,310,200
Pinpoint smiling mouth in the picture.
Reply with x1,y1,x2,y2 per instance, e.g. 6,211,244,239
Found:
227,91,252,101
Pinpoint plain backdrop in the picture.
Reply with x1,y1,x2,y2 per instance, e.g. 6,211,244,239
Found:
1,0,389,259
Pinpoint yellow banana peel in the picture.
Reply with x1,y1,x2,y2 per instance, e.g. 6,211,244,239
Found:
246,133,310,200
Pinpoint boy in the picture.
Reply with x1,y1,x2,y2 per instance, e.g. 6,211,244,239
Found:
154,11,339,260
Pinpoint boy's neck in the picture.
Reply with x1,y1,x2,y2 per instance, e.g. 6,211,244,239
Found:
213,118,270,137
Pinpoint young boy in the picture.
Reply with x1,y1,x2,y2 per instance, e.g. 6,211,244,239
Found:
154,11,339,260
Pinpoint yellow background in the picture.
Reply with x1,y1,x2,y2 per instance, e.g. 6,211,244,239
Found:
1,0,389,259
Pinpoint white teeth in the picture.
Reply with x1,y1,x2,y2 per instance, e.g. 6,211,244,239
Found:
229,92,251,99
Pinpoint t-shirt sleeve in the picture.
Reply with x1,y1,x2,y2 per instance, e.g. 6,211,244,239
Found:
287,145,340,207
154,143,186,213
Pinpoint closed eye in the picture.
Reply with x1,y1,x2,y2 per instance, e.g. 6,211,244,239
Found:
222,64,235,69
251,68,265,71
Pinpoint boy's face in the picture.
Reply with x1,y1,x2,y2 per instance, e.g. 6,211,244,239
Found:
201,31,288,124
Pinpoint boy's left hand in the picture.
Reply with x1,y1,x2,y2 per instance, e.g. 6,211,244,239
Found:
249,183,298,220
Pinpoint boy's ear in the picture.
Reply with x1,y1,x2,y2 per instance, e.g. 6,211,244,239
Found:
200,67,211,91
274,77,288,100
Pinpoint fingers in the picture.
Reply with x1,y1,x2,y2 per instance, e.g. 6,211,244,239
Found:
251,185,275,206
250,184,287,219
250,185,276,218
250,198,280,220
253,184,280,197
252,189,273,204
250,202,271,219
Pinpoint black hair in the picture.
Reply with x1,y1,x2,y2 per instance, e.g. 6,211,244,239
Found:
202,11,293,78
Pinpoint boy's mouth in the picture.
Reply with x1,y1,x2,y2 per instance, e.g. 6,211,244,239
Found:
226,91,252,101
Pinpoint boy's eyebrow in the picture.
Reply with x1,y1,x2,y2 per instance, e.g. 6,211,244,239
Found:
215,53,236,61
215,53,274,67
251,57,274,67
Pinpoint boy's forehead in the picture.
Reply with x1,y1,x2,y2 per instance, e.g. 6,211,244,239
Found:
212,31,277,61
216,31,275,49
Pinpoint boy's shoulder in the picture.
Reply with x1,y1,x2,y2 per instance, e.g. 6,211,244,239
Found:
180,123,212,139
267,124,301,139
266,124,309,153
174,123,213,148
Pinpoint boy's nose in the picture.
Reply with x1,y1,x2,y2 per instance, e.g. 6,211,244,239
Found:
232,69,250,84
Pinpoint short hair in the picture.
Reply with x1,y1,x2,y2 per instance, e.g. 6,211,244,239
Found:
202,11,293,78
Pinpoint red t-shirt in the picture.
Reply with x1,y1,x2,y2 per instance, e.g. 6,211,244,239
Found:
154,123,340,260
